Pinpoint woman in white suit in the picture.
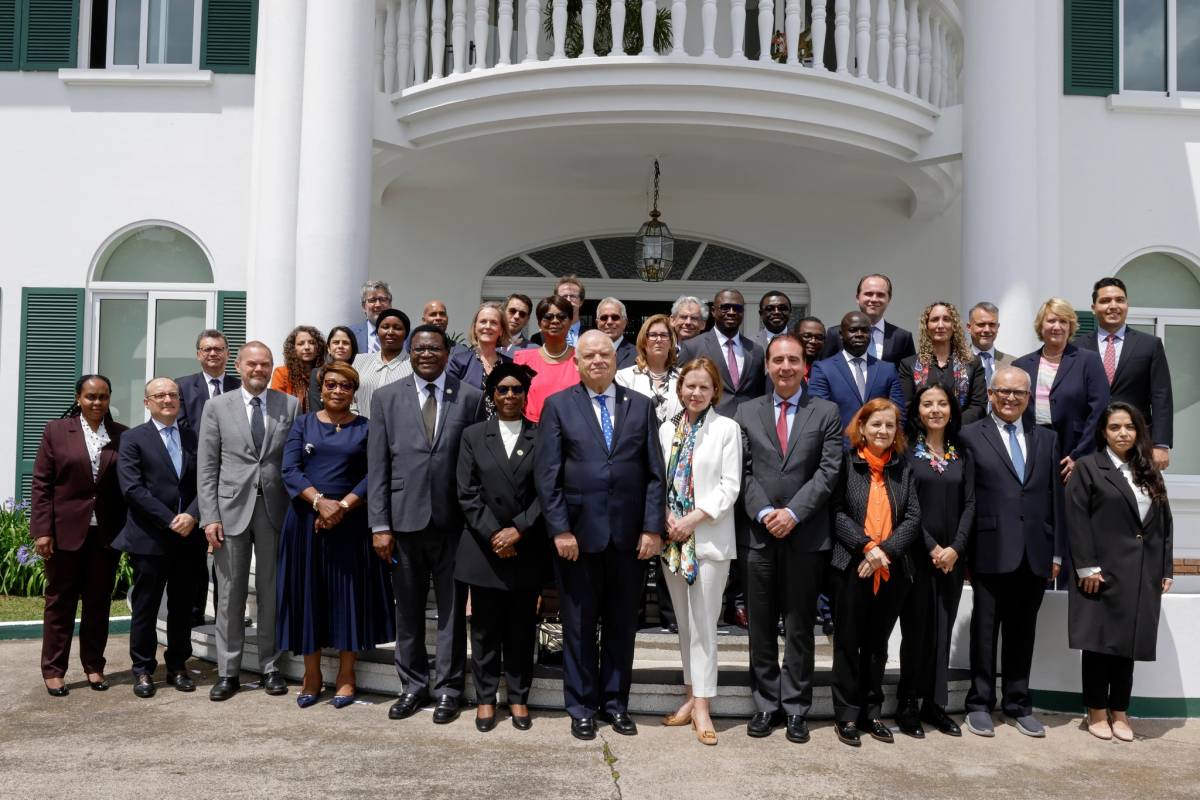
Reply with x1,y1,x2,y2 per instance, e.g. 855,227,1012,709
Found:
658,356,743,745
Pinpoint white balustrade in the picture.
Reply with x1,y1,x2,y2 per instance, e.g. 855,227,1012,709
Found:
855,0,870,79
811,0,827,71
552,0,567,59
472,0,488,70
917,5,931,101
431,0,446,78
702,0,717,56
397,0,411,89
374,6,386,89
786,0,801,65
612,0,626,56
834,0,850,73
905,0,918,94
523,0,539,62
671,0,687,56
731,0,746,59
498,0,513,64
452,0,467,73
413,0,429,82
642,0,657,55
759,0,774,63
384,0,398,92
582,0,597,57
891,0,905,90
873,0,888,83
930,15,942,106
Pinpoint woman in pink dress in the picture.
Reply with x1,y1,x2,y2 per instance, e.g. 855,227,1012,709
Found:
513,295,579,423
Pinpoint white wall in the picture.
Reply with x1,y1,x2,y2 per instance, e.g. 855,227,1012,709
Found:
0,73,256,497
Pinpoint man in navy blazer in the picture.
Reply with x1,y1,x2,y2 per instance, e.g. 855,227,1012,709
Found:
369,325,486,724
819,274,916,364
958,366,1063,739
349,279,393,353
808,311,906,434
535,330,665,740
114,378,205,698
1075,277,1174,469
678,289,767,415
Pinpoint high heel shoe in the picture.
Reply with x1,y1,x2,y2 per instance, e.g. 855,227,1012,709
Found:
332,692,356,710
45,681,69,698
691,719,717,746
662,709,693,727
296,688,322,709
87,676,110,691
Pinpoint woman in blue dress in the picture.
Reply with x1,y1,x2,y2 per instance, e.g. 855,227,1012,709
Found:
276,362,394,708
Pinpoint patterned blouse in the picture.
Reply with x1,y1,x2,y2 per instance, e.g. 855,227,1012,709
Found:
81,419,110,524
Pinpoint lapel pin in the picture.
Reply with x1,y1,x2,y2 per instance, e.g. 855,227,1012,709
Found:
517,449,524,456
446,387,453,395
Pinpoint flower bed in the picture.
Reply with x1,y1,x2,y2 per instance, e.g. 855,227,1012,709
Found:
0,498,132,598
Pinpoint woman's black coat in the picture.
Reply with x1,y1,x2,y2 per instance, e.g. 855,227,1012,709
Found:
832,450,922,575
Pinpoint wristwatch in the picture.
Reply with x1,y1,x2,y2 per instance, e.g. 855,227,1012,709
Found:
312,492,324,511
338,499,350,510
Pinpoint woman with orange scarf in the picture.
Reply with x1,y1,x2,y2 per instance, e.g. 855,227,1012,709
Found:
830,398,921,747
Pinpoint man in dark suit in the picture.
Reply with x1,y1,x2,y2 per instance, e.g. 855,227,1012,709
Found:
175,328,240,627
596,296,638,369
679,289,766,415
756,291,792,353
349,279,393,354
369,325,486,724
967,302,1015,387
114,378,204,698
1075,277,1173,470
535,330,665,740
959,365,1063,739
820,274,916,364
808,311,906,433
735,334,843,743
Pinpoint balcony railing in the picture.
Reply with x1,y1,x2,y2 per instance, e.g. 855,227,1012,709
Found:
373,0,961,107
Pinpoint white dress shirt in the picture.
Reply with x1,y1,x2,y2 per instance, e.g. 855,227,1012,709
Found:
585,383,618,429
239,386,269,428
841,348,870,395
202,371,225,399
756,388,804,525
366,319,380,353
414,372,448,439
713,329,745,381
498,418,523,456
869,320,886,359
991,412,1027,465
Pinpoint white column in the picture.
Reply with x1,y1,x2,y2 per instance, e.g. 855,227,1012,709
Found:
671,0,687,55
905,0,918,94
431,0,447,77
641,0,657,55
498,0,514,64
374,6,386,89
785,0,801,65
759,0,775,62
451,0,467,73
582,0,596,57
245,0,306,350
891,0,905,89
413,0,429,81
834,0,849,72
523,0,540,61
384,0,398,91
397,0,411,88
611,0,626,55
702,0,717,56
730,0,746,58
472,0,488,69
812,0,827,70
552,0,568,59
294,0,375,331
962,0,1044,354
855,0,870,79
873,0,888,82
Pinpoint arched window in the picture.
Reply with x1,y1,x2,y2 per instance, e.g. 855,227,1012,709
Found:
1115,249,1200,475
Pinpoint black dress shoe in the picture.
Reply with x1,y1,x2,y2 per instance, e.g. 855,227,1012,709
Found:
388,692,429,720
133,674,157,698
864,718,895,743
747,710,782,737
166,671,196,692
920,704,963,737
45,683,69,698
209,677,240,701
785,715,810,743
571,717,597,740
88,677,110,691
599,711,638,735
894,699,925,739
432,695,461,724
511,713,532,731
835,721,862,747
475,714,497,733
262,671,288,696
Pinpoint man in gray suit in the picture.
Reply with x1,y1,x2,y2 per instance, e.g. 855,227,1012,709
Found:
369,325,485,724
198,341,298,701
735,333,843,744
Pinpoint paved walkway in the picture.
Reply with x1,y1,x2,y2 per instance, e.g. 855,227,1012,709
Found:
2,636,1197,799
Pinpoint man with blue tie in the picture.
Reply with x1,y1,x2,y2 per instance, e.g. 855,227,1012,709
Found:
807,311,906,434
114,378,204,697
535,330,666,740
958,366,1063,738
966,302,1015,391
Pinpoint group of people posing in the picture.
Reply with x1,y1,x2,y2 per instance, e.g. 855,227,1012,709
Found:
30,271,1175,748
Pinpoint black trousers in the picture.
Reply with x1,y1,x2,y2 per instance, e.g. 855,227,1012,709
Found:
554,544,645,720
641,556,675,627
129,550,200,675
41,529,120,679
831,564,911,723
1081,650,1135,712
744,543,827,717
391,528,467,700
466,583,539,705
897,559,966,709
966,558,1046,717
191,554,216,625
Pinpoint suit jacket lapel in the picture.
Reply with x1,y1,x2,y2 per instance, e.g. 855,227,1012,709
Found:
1050,347,1079,393
433,378,459,448
703,331,735,392
757,396,783,458
882,322,894,362
1111,330,1140,385
571,386,609,452
982,421,1022,482
1098,457,1142,523
784,399,814,464
611,385,629,444
1022,424,1037,484
483,419,518,491
509,421,537,473
832,355,863,404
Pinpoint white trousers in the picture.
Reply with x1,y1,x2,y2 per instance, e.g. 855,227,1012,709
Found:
662,557,731,698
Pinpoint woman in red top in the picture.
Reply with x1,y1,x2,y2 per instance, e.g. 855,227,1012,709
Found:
512,295,579,423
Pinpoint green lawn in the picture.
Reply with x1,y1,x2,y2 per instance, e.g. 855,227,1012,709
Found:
0,595,128,623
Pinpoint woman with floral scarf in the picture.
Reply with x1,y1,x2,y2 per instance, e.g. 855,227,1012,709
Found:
898,302,987,424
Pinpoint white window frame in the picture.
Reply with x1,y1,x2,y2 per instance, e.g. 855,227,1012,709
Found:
1119,0,1200,96
105,0,203,71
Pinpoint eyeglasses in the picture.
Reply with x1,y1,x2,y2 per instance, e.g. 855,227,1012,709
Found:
494,385,527,396
541,313,569,323
798,333,825,341
646,332,672,341
507,308,530,317
718,303,745,313
364,295,391,305
411,346,446,355
199,346,226,354
147,392,180,401
762,304,791,313
989,388,1030,399
558,293,582,301
597,315,623,323
323,380,355,392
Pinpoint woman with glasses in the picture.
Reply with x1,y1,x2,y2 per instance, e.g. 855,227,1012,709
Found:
512,295,580,423
617,314,683,426
276,362,394,709
455,362,546,732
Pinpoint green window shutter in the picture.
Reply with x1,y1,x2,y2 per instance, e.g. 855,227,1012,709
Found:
1064,0,1117,96
1076,310,1098,337
0,0,20,70
201,0,258,74
217,290,247,376
16,288,84,503
19,0,78,71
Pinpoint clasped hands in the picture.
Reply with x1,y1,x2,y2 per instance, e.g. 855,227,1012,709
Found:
312,495,348,531
857,546,890,579
491,526,521,559
929,544,958,574
666,510,708,543
553,531,661,562
761,508,797,539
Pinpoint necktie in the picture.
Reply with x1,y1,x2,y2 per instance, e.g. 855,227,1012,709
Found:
249,396,265,453
1004,422,1025,479
725,339,741,388
369,330,380,353
210,377,222,397
422,384,437,446
980,351,994,386
775,399,790,453
851,357,867,398
868,327,879,360
1103,334,1117,385
163,426,182,477
595,395,614,451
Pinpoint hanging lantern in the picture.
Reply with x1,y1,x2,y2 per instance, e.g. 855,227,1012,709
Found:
635,160,674,282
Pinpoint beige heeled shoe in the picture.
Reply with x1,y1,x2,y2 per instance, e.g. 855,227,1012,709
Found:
662,709,692,726
692,718,718,746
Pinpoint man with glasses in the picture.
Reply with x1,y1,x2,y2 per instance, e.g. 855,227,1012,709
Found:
794,317,826,382
757,291,793,352
504,293,534,351
820,274,915,365
670,295,707,344
175,329,240,627
114,378,204,698
959,366,1063,739
679,289,766,416
596,297,637,369
350,280,393,354
368,325,486,725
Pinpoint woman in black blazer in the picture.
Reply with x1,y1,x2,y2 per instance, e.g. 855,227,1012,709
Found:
831,398,921,747
898,301,987,424
1013,298,1110,484
454,362,545,732
1066,402,1173,742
